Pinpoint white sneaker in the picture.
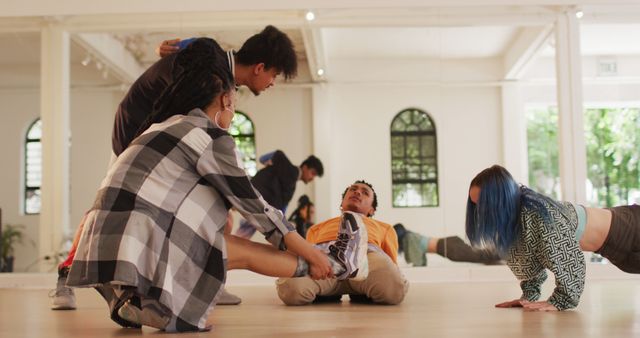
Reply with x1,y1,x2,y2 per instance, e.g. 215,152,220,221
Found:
328,211,369,281
50,274,76,310
215,288,242,305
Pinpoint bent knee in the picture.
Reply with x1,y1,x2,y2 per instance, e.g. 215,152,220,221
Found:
276,278,316,306
367,276,407,305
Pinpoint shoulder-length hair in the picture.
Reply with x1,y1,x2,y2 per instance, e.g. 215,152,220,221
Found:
465,165,568,256
465,165,522,256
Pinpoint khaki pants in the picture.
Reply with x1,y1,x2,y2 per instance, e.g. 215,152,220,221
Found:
276,250,409,305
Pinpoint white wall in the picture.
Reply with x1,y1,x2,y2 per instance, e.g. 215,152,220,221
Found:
312,57,505,239
69,90,119,238
0,87,117,271
0,89,41,271
231,86,316,238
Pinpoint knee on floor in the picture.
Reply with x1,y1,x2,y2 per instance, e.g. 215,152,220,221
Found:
275,278,316,306
365,276,407,305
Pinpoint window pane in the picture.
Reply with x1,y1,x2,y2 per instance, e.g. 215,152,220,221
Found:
420,135,436,157
391,118,406,132
392,184,407,206
406,136,420,158
391,136,405,157
404,183,423,207
526,107,560,199
392,159,405,180
27,119,42,140
400,111,412,125
422,164,437,180
422,183,438,206
406,163,421,180
25,188,41,214
26,141,42,187
584,107,640,207
418,118,433,131
229,112,257,177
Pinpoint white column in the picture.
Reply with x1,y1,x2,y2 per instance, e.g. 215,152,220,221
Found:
554,9,587,204
39,23,71,270
501,82,529,185
311,84,334,221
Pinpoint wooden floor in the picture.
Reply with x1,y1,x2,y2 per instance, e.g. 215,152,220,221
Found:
1,280,640,337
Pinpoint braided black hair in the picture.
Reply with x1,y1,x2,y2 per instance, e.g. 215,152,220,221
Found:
136,38,233,137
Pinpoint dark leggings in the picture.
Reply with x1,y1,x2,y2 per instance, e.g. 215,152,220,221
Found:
436,236,503,264
595,204,640,273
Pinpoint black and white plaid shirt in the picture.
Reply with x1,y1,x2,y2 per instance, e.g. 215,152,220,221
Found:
68,108,294,331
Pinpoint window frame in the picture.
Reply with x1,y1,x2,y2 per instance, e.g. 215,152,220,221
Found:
228,111,257,176
390,108,439,208
24,118,42,215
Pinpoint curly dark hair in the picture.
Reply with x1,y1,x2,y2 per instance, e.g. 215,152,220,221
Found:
236,25,297,80
341,180,378,213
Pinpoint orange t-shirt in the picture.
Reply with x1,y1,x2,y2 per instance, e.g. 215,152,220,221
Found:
305,216,398,264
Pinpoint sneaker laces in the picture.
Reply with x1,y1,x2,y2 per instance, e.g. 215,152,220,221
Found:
329,233,351,265
334,233,350,251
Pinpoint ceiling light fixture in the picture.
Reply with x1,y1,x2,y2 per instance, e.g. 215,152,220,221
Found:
81,54,91,66
317,68,324,76
575,10,584,19
305,11,315,21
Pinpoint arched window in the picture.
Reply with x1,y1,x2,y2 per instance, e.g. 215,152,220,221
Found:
390,108,439,207
228,111,257,176
24,119,42,214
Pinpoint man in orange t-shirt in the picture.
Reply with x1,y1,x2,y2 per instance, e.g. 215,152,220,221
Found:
276,180,409,305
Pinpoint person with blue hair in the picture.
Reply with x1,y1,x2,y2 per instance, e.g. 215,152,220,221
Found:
466,164,640,311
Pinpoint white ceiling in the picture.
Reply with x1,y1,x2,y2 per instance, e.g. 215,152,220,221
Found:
2,5,640,86
323,26,519,59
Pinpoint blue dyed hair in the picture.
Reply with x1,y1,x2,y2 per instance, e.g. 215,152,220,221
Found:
465,165,522,256
465,165,568,256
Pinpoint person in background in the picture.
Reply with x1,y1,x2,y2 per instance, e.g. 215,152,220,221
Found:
289,195,315,239
393,223,502,267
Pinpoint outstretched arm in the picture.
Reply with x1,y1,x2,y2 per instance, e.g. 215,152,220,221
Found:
195,131,330,277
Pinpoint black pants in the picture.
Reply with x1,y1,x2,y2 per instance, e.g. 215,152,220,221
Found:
596,204,640,273
436,236,503,264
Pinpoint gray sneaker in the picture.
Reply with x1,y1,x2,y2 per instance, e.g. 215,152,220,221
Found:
328,211,369,281
117,299,169,330
215,287,242,305
49,273,76,310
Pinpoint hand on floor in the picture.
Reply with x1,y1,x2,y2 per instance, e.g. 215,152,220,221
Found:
495,298,529,308
522,301,558,312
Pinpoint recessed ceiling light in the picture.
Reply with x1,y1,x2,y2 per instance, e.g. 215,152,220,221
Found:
81,54,91,66
305,11,315,21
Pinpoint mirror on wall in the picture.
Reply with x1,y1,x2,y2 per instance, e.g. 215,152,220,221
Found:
1,4,639,272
